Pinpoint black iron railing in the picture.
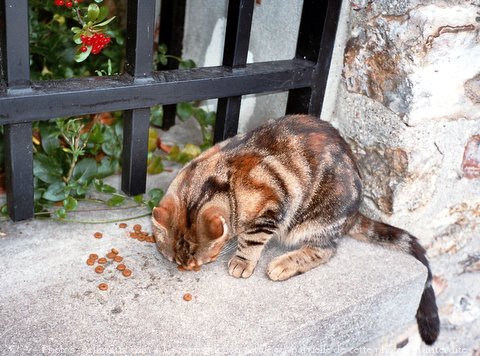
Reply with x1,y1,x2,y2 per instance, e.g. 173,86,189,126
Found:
0,0,342,221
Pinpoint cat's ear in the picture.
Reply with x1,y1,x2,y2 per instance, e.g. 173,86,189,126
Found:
152,195,176,231
201,207,227,240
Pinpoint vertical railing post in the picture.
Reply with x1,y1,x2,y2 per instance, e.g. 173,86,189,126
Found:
213,0,255,143
286,0,342,116
121,0,156,196
158,0,186,131
0,0,34,221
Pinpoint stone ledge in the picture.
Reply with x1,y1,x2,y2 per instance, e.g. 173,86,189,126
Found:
0,203,426,355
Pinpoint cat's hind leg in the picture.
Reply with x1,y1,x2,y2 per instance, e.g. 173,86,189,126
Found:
267,223,342,281
266,244,336,281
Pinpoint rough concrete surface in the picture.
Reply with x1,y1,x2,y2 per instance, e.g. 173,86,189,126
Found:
0,172,427,355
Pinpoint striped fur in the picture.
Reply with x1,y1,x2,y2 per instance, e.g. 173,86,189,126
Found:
152,114,439,344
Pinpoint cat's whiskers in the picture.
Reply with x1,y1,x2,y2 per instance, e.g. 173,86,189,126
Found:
218,239,237,257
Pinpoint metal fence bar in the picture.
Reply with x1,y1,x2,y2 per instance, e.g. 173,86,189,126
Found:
0,0,34,221
121,0,156,196
286,0,342,116
158,0,186,130
214,0,255,143
0,59,314,124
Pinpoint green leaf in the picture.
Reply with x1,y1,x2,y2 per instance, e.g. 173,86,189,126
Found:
55,207,67,219
73,32,83,45
100,183,116,194
43,181,68,202
183,143,202,158
148,128,158,152
107,195,125,207
114,119,123,137
193,108,207,125
167,145,180,161
94,179,103,192
97,156,118,178
87,123,104,144
148,188,164,200
34,187,45,201
71,27,82,34
150,105,163,127
72,158,97,185
87,4,100,22
147,155,164,174
39,125,61,155
34,153,63,184
158,43,168,55
63,196,78,211
133,195,144,204
147,188,164,211
74,46,92,62
205,112,216,126
179,59,196,70
96,6,109,23
177,102,194,121
93,16,116,28
159,55,168,66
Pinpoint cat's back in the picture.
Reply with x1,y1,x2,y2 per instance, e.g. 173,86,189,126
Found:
167,114,360,230
220,114,345,155
175,114,356,188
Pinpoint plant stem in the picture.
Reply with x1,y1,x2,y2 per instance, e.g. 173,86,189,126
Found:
164,54,183,62
42,212,151,224
76,8,85,26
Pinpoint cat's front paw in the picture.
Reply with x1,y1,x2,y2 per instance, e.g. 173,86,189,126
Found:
228,256,257,278
267,255,299,281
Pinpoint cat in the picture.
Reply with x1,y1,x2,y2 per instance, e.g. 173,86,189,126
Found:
151,114,440,345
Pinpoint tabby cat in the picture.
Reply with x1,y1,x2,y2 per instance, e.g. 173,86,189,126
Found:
152,114,440,345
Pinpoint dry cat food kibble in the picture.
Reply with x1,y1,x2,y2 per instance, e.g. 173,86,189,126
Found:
93,232,103,239
183,293,192,302
128,229,156,243
133,224,142,232
89,253,98,260
86,238,136,292
116,263,126,271
118,223,127,229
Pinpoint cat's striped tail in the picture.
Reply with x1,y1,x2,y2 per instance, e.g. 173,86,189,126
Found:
347,213,440,345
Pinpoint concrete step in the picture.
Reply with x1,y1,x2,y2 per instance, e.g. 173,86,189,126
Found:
0,199,426,355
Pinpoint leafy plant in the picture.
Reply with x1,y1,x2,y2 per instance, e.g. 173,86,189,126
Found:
32,115,122,217
29,0,124,80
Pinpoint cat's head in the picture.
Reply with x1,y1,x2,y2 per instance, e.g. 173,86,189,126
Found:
151,195,230,270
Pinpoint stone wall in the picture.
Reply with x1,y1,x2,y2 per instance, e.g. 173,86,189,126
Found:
334,0,480,353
